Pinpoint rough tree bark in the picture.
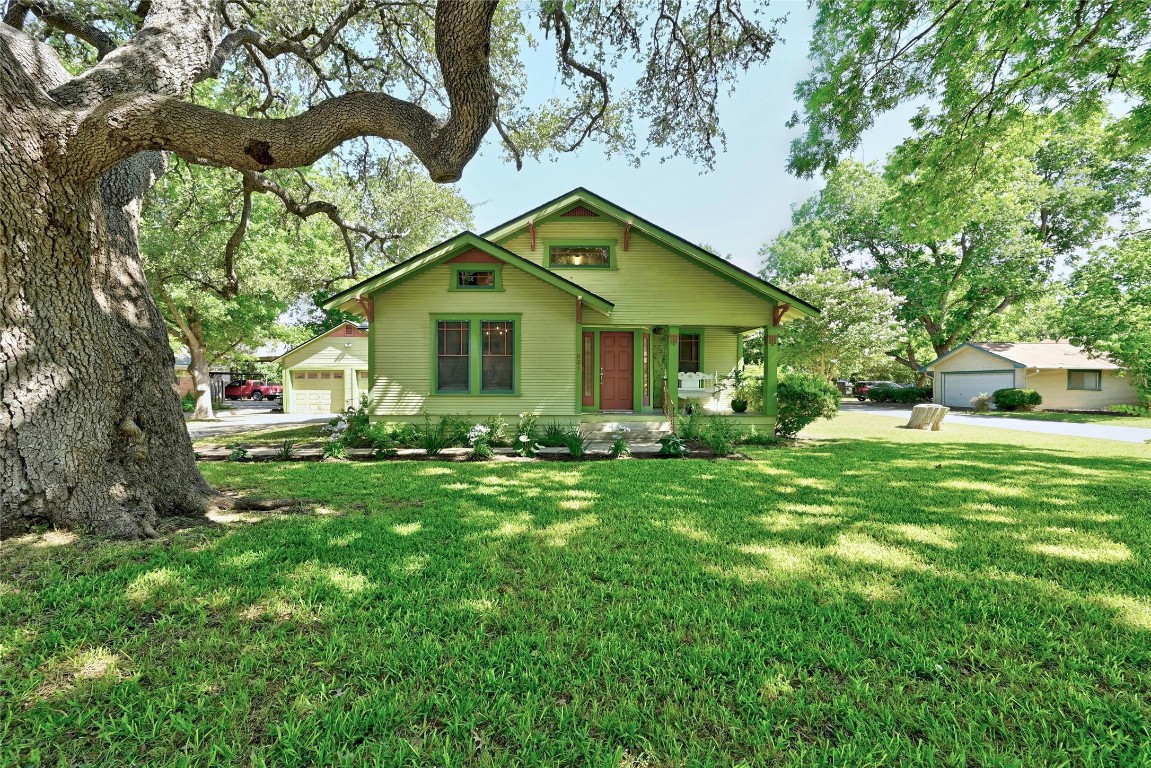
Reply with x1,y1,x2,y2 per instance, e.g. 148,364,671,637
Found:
1,0,498,537
1,28,212,537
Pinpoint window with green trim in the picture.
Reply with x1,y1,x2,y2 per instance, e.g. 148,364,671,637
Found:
458,269,496,288
449,264,503,291
436,321,470,392
1067,370,1102,391
432,316,519,395
481,321,514,391
549,245,610,267
679,333,701,373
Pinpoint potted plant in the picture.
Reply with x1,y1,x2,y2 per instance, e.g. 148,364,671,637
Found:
725,366,750,413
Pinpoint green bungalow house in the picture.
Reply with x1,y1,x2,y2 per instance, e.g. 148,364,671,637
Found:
322,188,818,429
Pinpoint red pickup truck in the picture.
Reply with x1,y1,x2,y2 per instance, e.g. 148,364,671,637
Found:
224,379,282,401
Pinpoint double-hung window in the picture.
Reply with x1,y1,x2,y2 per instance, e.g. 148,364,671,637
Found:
434,316,518,394
1067,370,1102,391
436,321,470,392
678,333,701,373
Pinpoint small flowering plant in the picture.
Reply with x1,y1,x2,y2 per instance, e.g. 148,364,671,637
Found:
609,426,630,459
467,424,494,460
516,433,543,458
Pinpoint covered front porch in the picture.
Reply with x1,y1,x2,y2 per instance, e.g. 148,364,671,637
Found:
576,322,779,424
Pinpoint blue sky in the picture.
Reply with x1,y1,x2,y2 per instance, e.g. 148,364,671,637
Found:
456,2,919,274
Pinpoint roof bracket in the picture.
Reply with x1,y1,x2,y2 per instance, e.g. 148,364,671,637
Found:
623,221,632,251
355,295,374,322
529,220,536,251
773,303,791,326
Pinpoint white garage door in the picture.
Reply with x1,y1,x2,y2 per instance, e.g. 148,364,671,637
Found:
941,371,1015,408
292,370,344,414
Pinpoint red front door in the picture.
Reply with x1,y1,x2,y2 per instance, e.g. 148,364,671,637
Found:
600,332,634,410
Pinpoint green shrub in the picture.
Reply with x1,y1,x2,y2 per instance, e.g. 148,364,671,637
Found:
1106,403,1151,417
364,424,398,457
868,386,932,404
227,447,249,462
180,393,196,412
993,388,1043,411
608,428,631,459
970,393,993,413
704,417,747,456
538,420,576,447
482,415,510,446
467,424,494,460
677,408,707,441
776,371,840,438
418,413,463,456
738,426,779,446
564,431,592,458
274,439,297,460
658,433,691,457
390,422,420,447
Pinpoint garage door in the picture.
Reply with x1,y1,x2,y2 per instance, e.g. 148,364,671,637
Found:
941,371,1015,408
292,370,344,414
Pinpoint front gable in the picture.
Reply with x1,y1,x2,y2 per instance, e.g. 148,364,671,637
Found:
923,343,1027,372
483,188,819,325
322,232,613,317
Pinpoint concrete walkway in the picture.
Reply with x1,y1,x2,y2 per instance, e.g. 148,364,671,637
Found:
841,402,1151,444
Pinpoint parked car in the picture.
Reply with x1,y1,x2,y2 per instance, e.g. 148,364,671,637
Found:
854,380,900,401
224,379,282,401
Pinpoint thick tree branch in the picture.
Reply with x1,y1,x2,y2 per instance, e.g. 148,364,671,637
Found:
49,0,222,107
68,1,498,185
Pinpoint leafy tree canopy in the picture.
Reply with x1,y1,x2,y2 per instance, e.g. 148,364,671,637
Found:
1061,235,1151,404
788,0,1151,184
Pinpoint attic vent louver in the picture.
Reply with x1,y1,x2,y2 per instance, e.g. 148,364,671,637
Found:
561,205,599,217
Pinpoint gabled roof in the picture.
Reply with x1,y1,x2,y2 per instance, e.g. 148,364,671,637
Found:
922,341,1121,371
481,187,820,320
321,231,615,316
270,321,368,364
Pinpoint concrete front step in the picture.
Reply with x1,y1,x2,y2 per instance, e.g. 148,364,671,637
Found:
581,421,670,433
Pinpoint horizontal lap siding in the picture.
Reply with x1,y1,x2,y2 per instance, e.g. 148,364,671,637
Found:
370,265,579,417
500,222,775,327
702,328,739,411
1025,370,1140,410
929,347,1021,382
280,337,369,370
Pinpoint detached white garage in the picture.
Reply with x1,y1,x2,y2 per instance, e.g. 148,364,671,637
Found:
937,370,1017,409
924,341,1140,411
273,322,370,414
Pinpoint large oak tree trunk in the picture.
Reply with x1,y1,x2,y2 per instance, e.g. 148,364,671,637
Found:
1,37,212,538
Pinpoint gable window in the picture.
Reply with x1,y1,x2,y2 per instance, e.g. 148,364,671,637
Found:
1067,370,1102,391
433,316,519,395
678,333,701,373
450,264,503,291
458,270,496,288
436,321,470,392
548,244,612,268
482,321,515,391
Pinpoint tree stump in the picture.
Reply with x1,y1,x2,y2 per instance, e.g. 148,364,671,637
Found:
906,404,949,431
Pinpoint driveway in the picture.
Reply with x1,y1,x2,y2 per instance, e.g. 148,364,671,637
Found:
841,402,1151,444
185,400,330,440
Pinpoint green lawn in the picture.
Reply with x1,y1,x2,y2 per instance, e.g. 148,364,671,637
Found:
4,413,1150,766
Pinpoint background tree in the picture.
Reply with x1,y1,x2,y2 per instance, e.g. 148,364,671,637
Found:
1060,236,1151,405
748,266,903,380
143,155,471,420
787,0,1151,181
1,0,782,537
762,111,1145,375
